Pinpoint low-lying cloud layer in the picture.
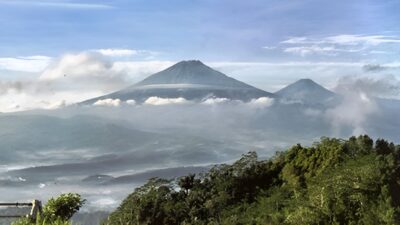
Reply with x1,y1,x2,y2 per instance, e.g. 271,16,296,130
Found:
93,99,122,107
90,96,275,108
325,75,400,135
144,97,190,106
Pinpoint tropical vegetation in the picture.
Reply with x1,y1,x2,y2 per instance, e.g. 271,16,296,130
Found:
105,135,400,225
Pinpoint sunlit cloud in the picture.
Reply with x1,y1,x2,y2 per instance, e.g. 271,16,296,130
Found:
144,97,190,105
93,98,121,107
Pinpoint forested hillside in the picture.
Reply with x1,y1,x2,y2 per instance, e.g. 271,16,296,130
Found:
105,136,400,225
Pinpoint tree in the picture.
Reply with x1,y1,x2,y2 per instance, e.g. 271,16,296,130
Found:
178,174,195,194
106,136,400,225
43,193,86,221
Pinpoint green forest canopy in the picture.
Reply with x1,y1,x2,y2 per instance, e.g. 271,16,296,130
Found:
105,136,400,225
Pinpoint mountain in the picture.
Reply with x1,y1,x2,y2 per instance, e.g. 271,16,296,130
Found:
82,60,273,104
274,78,338,105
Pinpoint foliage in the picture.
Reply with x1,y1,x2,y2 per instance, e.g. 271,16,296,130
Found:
43,193,86,221
105,135,400,225
12,217,71,225
12,193,85,225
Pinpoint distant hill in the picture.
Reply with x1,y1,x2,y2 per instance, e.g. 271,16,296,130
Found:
81,60,274,104
275,78,338,105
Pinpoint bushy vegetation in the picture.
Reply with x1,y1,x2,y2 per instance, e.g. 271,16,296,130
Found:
105,135,400,225
12,193,85,225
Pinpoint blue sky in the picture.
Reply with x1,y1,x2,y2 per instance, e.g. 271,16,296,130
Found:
0,0,399,111
0,0,399,60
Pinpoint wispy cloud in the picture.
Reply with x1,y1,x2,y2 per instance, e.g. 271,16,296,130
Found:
0,55,52,72
282,35,400,46
0,0,114,9
92,48,161,59
94,49,139,57
283,45,363,56
278,34,400,57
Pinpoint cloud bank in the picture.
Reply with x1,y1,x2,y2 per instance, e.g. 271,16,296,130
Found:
93,99,121,107
144,97,190,105
325,75,400,135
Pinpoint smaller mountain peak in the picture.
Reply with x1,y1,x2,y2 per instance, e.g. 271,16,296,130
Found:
277,78,329,92
274,78,336,104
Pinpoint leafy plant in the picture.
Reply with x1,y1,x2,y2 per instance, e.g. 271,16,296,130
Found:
12,193,85,225
43,193,86,221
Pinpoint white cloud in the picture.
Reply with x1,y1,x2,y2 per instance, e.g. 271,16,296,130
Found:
126,99,136,105
0,55,52,72
325,35,400,46
0,53,175,112
93,98,121,107
202,98,230,105
283,45,362,56
282,35,400,46
39,53,173,91
325,91,377,135
262,46,276,50
144,97,190,105
325,75,400,135
41,52,116,80
333,75,400,99
0,89,102,112
369,50,391,54
91,198,117,207
284,46,337,56
39,52,131,93
279,34,400,57
93,49,161,59
95,49,138,57
43,100,68,110
248,97,274,108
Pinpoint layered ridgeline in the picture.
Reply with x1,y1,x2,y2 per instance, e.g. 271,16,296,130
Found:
106,136,400,225
81,60,273,104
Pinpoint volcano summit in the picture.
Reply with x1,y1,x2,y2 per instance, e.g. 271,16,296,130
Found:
82,60,274,104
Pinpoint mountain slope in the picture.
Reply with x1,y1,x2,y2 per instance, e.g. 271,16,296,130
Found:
275,78,337,105
82,60,274,104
